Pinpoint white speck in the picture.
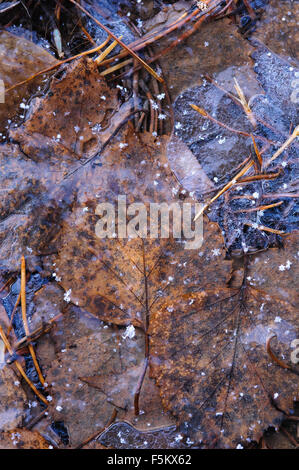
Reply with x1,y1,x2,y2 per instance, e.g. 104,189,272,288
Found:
74,125,80,133
175,122,182,130
119,143,128,149
101,95,106,100
274,316,282,323
274,393,279,399
252,192,259,199
64,289,72,303
204,41,209,47
157,93,165,101
211,248,221,256
122,324,135,340
236,444,244,449
278,265,285,272
158,113,166,120
217,136,226,144
285,260,292,269
47,395,53,402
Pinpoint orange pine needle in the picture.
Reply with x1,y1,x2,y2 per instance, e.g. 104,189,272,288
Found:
194,159,254,220
68,0,164,83
20,256,45,387
251,134,263,167
190,104,271,144
244,222,285,235
0,325,48,405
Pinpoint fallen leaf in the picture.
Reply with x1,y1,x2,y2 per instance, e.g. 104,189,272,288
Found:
0,30,58,134
0,428,50,449
149,265,299,447
251,0,298,63
10,57,120,164
0,367,26,432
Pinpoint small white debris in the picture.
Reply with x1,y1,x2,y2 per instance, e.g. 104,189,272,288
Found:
175,122,182,130
64,289,72,303
158,113,166,120
119,142,128,149
156,93,165,101
274,393,279,399
47,395,53,402
252,192,259,199
274,316,282,323
122,324,135,340
56,405,63,412
236,444,244,449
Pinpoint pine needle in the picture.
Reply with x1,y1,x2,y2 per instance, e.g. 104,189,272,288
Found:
21,256,45,387
0,325,48,405
194,159,254,221
95,37,122,65
68,0,164,83
264,125,299,169
234,78,257,128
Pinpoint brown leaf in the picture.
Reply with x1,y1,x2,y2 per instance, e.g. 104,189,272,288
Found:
80,364,175,432
50,127,232,327
10,57,120,164
0,30,58,134
0,428,50,449
0,367,27,432
149,274,299,447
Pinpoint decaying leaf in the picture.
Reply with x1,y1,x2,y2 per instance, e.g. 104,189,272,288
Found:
149,256,299,447
48,127,232,326
0,367,27,432
0,40,297,449
251,0,298,62
0,30,58,134
0,428,50,449
10,57,120,164
247,232,299,309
